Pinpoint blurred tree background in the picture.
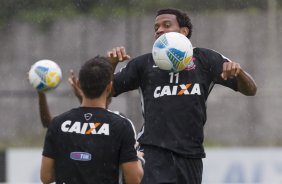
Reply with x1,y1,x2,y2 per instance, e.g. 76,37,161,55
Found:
0,0,280,27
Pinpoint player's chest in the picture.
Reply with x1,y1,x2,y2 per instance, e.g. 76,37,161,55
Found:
143,59,210,87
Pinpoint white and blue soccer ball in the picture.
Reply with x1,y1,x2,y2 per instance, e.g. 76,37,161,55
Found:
152,32,193,72
28,59,62,92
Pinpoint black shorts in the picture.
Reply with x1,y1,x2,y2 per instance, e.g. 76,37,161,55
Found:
140,145,203,184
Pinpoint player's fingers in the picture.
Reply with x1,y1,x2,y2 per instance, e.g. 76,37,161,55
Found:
68,77,74,85
221,62,228,80
119,47,131,61
68,70,74,84
69,69,75,78
71,70,76,78
230,63,237,78
115,47,123,61
224,62,234,79
69,69,78,85
107,51,113,58
111,48,117,58
221,73,225,80
226,62,232,73
68,77,78,86
107,50,120,64
234,63,241,77
120,47,128,58
120,46,126,56
125,54,131,60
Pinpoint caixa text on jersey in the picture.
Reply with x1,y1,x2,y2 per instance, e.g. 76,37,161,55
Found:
154,83,201,98
61,120,110,135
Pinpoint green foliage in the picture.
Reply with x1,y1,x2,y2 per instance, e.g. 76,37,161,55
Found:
0,0,277,27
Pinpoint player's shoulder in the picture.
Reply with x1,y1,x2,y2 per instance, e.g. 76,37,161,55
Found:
193,47,228,62
124,53,153,72
54,108,77,119
49,108,76,127
132,53,152,62
193,47,220,56
107,110,136,132
137,53,152,59
106,109,130,123
109,110,126,117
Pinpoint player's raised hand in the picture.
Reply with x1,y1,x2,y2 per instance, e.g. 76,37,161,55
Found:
221,61,241,80
68,69,82,103
107,46,131,64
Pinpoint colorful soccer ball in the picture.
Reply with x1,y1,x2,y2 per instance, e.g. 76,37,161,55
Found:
152,32,193,72
28,60,62,92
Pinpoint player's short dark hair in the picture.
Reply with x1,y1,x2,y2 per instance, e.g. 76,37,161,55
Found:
156,8,193,39
79,56,113,99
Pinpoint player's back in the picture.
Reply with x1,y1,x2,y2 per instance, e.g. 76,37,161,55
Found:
43,106,137,184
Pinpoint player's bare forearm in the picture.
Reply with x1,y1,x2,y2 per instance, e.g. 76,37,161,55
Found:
40,156,55,183
38,92,53,128
236,69,257,96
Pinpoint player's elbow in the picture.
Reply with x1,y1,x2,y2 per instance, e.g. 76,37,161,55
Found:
244,84,257,96
238,81,257,96
40,174,54,184
249,87,257,96
40,166,55,184
135,167,144,183
125,170,144,184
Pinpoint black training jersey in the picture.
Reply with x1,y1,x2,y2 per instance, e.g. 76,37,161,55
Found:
42,107,138,184
113,47,238,158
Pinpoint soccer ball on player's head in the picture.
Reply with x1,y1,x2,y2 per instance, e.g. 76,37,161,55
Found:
28,59,62,92
152,32,193,72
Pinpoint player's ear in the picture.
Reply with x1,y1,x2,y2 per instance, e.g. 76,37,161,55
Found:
106,81,113,95
180,27,189,37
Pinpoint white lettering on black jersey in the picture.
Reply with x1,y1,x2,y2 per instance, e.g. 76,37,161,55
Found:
154,83,201,98
61,120,109,135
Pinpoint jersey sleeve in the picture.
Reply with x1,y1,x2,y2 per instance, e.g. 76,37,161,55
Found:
113,54,147,96
119,119,138,164
202,48,238,91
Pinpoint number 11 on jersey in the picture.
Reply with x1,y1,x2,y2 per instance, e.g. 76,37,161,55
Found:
169,72,179,83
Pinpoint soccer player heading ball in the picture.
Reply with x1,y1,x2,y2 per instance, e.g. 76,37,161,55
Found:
107,8,257,184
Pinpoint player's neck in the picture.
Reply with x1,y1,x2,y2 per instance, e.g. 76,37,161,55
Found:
81,97,106,109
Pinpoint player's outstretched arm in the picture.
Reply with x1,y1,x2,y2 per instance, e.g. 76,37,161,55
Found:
221,62,257,96
38,92,53,128
121,159,144,184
